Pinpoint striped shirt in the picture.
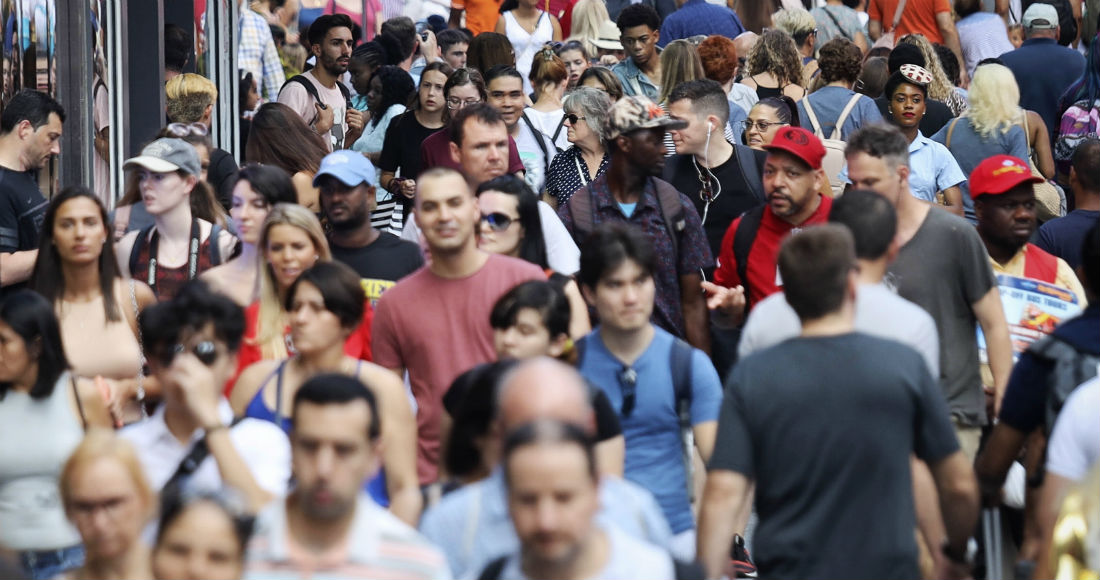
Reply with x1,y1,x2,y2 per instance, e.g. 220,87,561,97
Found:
245,494,452,580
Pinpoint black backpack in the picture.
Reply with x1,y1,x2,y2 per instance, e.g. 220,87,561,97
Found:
730,205,766,307
1021,0,1078,46
1026,334,1099,486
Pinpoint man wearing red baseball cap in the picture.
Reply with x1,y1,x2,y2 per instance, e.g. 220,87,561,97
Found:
972,154,1086,300
704,126,831,326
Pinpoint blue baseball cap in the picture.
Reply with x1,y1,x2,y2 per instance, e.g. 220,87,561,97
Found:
313,150,377,188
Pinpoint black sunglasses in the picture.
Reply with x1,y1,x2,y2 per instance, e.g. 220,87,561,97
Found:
158,340,220,368
618,366,637,418
564,113,586,125
480,212,515,232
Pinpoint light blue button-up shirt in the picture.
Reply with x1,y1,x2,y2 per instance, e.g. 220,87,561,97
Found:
840,132,966,203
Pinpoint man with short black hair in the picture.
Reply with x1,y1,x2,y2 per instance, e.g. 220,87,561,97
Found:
437,29,469,69
575,223,721,560
612,5,663,100
484,65,558,194
0,89,64,294
315,150,424,305
558,95,712,350
1037,138,1100,269
245,374,450,579
845,124,1014,460
1000,3,1086,134
698,225,980,580
278,14,365,151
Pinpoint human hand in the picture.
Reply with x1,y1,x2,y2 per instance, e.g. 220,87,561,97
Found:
419,29,439,60
346,107,366,134
934,554,972,580
701,280,746,324
399,178,417,199
599,54,619,66
166,353,222,430
314,102,335,134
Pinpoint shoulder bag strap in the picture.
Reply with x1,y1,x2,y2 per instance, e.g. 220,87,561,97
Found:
832,94,864,140
822,7,852,39
890,0,908,31
802,97,824,137
944,117,961,148
1022,111,1036,160
733,206,765,304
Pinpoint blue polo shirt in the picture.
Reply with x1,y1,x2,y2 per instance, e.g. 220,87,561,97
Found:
658,0,745,47
577,326,723,533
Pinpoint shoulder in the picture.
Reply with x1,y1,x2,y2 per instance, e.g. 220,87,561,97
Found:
230,360,281,412
486,253,546,278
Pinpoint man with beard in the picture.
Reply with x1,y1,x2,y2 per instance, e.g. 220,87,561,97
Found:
705,126,831,327
972,155,1086,301
314,150,423,306
245,374,451,579
278,14,365,151
373,168,544,485
557,96,712,352
0,90,64,295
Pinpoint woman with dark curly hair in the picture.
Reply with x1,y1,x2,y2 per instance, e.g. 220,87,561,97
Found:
739,29,807,102
796,38,882,141
352,65,416,163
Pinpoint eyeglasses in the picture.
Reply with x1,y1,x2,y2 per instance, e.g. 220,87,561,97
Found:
166,122,208,137
564,113,586,125
743,119,788,132
480,212,516,231
446,97,481,109
158,340,220,368
617,366,637,418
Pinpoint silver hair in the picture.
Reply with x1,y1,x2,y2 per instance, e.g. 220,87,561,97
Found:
563,86,613,143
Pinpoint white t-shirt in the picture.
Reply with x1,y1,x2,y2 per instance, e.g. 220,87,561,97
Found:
496,524,676,580
277,70,348,151
514,119,558,194
1046,376,1100,481
524,107,570,152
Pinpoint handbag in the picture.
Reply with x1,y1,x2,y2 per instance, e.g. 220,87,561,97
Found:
1022,113,1065,221
872,0,908,49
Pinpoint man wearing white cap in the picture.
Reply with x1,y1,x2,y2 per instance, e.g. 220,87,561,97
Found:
1000,3,1085,134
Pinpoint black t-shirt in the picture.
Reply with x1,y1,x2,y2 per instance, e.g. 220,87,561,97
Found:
329,232,424,305
711,333,959,580
208,147,239,210
0,167,47,293
875,96,954,136
662,145,766,259
378,111,442,181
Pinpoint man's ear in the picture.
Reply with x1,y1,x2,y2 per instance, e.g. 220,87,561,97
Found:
365,185,378,212
449,141,462,165
580,282,596,306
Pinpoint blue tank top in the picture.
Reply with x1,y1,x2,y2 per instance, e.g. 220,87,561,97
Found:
243,360,390,506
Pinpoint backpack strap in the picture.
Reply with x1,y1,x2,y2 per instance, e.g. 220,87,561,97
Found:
944,117,961,148
733,145,766,204
832,94,863,140
281,75,322,104
128,225,156,278
476,556,509,580
567,184,596,246
208,224,223,266
653,179,687,262
732,206,765,305
550,115,567,151
802,97,825,138
669,338,695,501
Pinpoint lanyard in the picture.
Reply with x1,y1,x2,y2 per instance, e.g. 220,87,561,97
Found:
574,154,589,187
147,219,201,291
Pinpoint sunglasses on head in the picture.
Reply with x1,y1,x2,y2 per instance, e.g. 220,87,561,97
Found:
480,212,516,232
166,122,208,138
158,340,220,368
618,366,637,418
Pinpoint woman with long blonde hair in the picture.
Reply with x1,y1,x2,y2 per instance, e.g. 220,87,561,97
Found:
566,0,610,58
657,40,706,106
931,63,1041,222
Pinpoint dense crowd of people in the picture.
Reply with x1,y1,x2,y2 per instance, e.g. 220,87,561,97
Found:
1,0,1099,578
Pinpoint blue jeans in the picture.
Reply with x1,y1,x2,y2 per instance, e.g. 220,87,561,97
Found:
20,545,83,580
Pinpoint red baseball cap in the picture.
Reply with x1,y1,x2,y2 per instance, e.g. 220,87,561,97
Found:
969,155,1044,199
763,126,827,170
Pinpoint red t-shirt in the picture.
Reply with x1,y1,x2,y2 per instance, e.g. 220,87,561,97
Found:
714,195,834,302
419,129,526,176
226,299,374,396
868,0,951,43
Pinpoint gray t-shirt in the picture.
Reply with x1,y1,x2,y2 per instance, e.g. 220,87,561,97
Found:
739,282,940,377
797,86,883,141
494,524,675,580
711,333,959,580
930,118,1029,223
886,208,996,425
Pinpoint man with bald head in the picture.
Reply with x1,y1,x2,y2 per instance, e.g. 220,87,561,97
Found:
373,168,545,486
419,357,673,579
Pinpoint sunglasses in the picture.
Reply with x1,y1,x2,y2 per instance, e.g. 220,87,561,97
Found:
743,119,788,132
564,113,586,125
166,122,208,137
480,212,516,232
618,366,637,418
158,340,220,368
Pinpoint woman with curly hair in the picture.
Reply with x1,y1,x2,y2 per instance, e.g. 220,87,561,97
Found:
739,28,807,102
796,38,882,141
897,33,967,116
772,8,820,87
931,63,1045,222
352,65,417,163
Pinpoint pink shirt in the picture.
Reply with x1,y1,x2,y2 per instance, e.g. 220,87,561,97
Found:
371,254,544,483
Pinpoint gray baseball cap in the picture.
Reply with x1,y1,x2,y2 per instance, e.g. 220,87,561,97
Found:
1022,3,1059,29
123,138,201,176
